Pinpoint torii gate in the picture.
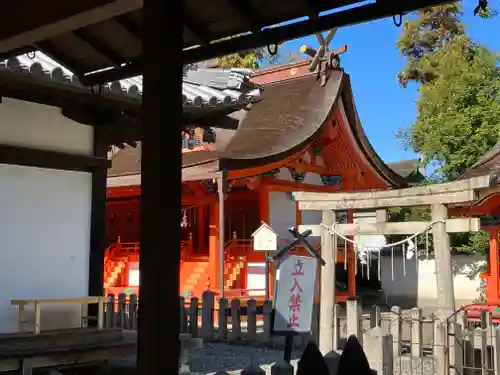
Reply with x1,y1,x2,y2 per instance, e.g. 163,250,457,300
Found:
292,174,498,355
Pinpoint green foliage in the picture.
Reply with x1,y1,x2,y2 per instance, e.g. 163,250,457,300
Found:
396,3,465,87
388,207,432,250
396,3,500,181
215,32,281,69
454,230,489,254
394,3,500,260
409,40,500,180
476,4,499,19
216,47,280,69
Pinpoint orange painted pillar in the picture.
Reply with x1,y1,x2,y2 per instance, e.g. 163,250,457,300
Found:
209,201,221,292
487,228,500,304
259,185,273,298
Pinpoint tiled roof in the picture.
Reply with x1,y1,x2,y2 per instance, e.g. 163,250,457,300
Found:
387,159,424,178
459,141,500,180
1,52,261,110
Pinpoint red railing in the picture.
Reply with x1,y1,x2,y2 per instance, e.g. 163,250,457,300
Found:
105,238,140,260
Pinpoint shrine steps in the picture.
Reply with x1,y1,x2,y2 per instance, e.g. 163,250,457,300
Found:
180,261,209,298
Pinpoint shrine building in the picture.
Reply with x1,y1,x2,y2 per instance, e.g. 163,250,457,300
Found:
106,58,419,302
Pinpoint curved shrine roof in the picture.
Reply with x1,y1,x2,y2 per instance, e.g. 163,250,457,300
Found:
109,66,407,188
459,142,500,180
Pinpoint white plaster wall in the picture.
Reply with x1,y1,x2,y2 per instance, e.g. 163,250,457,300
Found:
0,165,92,332
0,97,93,156
269,192,296,246
0,98,94,333
247,263,266,296
380,254,482,307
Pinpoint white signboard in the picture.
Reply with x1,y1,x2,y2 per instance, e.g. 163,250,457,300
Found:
273,255,317,333
252,223,278,252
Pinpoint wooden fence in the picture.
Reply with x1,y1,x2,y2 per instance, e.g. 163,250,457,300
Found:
104,292,500,375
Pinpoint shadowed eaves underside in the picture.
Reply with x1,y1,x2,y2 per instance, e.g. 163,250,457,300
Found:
0,0,454,84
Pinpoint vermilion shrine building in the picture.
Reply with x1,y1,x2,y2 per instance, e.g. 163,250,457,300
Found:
0,2,457,374
106,59,420,301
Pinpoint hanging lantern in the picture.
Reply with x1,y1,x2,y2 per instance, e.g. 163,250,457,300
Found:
321,174,342,186
288,167,306,182
200,179,217,193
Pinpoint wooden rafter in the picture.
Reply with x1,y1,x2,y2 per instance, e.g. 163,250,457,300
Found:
0,0,142,54
184,14,215,46
73,29,123,66
226,0,263,35
114,14,142,40
81,0,454,84
35,40,89,76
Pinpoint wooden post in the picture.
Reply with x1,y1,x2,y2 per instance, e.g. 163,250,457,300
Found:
140,0,182,373
411,307,423,357
390,306,402,357
319,210,335,354
431,203,455,317
87,126,108,327
201,290,215,340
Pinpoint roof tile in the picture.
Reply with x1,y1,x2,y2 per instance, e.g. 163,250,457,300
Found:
1,52,261,110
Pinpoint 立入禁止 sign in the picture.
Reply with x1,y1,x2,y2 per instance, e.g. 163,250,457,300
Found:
273,255,317,333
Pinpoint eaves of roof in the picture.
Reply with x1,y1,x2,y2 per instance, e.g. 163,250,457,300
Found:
1,52,261,112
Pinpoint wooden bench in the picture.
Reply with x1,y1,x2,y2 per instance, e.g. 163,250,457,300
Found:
11,297,108,334
0,328,136,375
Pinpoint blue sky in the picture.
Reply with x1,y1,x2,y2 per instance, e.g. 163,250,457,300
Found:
272,0,500,164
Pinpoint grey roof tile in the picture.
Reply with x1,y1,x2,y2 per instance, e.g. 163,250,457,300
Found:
1,52,262,111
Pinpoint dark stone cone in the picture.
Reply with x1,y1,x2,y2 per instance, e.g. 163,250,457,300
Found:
296,340,330,375
337,335,373,375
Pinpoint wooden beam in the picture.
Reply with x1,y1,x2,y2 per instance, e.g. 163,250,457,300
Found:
0,0,142,54
0,144,110,172
87,127,108,327
115,14,142,40
226,0,263,34
72,29,124,66
184,14,216,46
294,175,493,203
298,217,481,236
81,0,454,84
298,190,477,210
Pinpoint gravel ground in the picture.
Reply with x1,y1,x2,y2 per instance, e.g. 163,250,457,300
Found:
181,343,438,375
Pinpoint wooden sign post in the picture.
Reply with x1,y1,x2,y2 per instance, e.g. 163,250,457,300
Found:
272,228,325,363
252,222,279,299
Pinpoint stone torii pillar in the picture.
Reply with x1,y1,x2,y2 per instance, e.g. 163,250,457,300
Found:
431,203,455,318
319,210,336,355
